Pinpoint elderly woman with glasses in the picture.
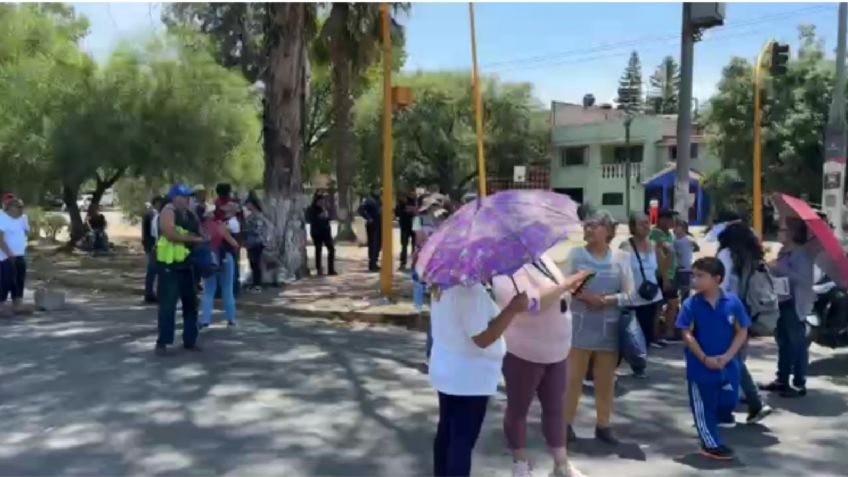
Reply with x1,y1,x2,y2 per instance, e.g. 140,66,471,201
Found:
561,210,634,446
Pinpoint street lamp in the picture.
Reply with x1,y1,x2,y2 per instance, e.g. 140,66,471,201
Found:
624,114,634,215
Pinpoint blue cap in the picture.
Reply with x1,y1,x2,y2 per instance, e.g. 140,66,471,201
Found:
167,184,193,200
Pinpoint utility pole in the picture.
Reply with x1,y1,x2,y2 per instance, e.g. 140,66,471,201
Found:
823,2,848,243
379,3,394,296
624,115,633,214
676,3,724,220
469,3,487,197
675,3,695,219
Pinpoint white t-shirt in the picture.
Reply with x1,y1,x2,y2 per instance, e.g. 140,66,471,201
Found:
429,283,505,396
227,217,241,234
0,212,29,260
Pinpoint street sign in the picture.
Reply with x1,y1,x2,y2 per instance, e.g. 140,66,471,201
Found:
513,165,527,183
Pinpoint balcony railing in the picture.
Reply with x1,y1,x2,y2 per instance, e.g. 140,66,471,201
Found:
601,163,643,180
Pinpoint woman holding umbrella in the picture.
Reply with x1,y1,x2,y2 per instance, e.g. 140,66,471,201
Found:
760,217,815,397
562,210,634,446
418,190,582,477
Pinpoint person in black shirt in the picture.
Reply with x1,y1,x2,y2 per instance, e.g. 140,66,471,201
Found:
142,196,164,303
307,191,336,276
359,191,381,272
87,205,109,252
396,190,418,270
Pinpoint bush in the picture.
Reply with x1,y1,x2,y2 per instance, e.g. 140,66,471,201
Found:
43,213,69,242
25,208,45,241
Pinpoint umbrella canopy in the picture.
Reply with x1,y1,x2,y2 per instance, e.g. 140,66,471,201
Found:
772,193,848,287
415,189,580,287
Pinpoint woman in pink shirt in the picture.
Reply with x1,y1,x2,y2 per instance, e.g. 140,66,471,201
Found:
492,254,590,477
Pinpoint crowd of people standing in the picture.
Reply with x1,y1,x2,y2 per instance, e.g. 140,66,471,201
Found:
425,206,816,477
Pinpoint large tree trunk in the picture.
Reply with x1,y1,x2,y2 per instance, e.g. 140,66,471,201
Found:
263,3,310,282
61,183,85,251
329,4,357,242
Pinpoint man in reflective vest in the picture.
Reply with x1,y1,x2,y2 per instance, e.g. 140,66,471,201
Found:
156,184,204,355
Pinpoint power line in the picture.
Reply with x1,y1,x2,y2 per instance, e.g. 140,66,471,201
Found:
483,5,830,72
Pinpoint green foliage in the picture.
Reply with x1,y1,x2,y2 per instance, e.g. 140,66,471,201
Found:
704,25,835,204
352,71,548,197
43,213,69,242
617,51,643,113
0,4,262,243
648,56,680,114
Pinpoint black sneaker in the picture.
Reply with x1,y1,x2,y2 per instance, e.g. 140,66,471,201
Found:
746,404,774,424
567,425,578,443
632,369,648,379
718,416,737,428
780,386,807,398
144,296,158,304
759,380,789,392
700,445,734,461
154,343,169,356
183,345,202,352
595,426,620,445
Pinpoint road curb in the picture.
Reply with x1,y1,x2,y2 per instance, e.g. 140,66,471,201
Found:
30,271,429,329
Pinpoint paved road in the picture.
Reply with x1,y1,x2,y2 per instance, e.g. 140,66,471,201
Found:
1,296,847,476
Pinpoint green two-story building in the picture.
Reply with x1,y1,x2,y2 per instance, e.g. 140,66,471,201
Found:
549,101,721,224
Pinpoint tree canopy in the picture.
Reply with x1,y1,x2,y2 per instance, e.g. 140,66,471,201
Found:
704,25,835,204
0,4,261,241
616,51,644,113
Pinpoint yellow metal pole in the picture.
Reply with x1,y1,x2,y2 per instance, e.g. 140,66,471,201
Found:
469,3,487,197
380,3,394,296
752,41,773,238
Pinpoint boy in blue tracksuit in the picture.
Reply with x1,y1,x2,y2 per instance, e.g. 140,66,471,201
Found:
676,257,751,460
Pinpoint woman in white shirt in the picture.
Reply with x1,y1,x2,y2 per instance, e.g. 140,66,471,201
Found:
430,283,528,477
0,198,30,307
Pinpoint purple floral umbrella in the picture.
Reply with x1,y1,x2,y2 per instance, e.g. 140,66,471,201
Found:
415,189,580,287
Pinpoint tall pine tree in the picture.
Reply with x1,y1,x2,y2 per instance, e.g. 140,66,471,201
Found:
648,56,680,114
616,51,643,113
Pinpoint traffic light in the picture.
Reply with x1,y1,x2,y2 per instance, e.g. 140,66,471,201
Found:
770,42,790,76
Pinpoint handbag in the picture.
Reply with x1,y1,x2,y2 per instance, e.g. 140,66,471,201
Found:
630,238,660,301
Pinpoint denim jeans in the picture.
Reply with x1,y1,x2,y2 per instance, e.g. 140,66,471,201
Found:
738,342,763,409
434,393,488,477
201,253,236,325
776,301,808,388
144,251,158,300
157,265,198,347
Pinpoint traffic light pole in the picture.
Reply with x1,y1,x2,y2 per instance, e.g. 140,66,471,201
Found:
823,3,848,243
752,41,773,238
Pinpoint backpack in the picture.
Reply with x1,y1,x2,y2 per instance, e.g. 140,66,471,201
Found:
740,260,780,333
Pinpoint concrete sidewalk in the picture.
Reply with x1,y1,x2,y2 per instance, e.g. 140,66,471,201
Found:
26,242,425,327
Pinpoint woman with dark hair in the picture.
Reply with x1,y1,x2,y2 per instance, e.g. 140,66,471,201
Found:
243,198,270,293
716,223,774,423
761,217,814,397
306,191,336,276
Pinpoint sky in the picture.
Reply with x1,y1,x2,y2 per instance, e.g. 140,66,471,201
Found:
72,2,840,106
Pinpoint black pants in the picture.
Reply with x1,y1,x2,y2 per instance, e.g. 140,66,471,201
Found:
365,223,381,270
156,265,198,347
248,245,264,286
634,301,659,345
433,392,488,477
0,256,26,303
313,235,336,274
400,225,415,268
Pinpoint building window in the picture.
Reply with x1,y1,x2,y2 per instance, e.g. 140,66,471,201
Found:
613,145,643,163
560,146,586,166
670,143,699,160
601,192,624,206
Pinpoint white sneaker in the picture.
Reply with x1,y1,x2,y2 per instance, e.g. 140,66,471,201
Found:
512,460,534,477
551,462,585,477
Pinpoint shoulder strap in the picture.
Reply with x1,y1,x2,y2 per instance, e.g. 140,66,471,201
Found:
531,260,558,285
629,238,648,281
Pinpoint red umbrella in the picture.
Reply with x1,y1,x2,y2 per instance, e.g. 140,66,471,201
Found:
772,193,848,287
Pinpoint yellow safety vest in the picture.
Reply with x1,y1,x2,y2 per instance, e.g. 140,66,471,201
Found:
156,225,191,265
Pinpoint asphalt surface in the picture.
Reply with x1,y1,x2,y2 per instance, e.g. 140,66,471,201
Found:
1,294,847,476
